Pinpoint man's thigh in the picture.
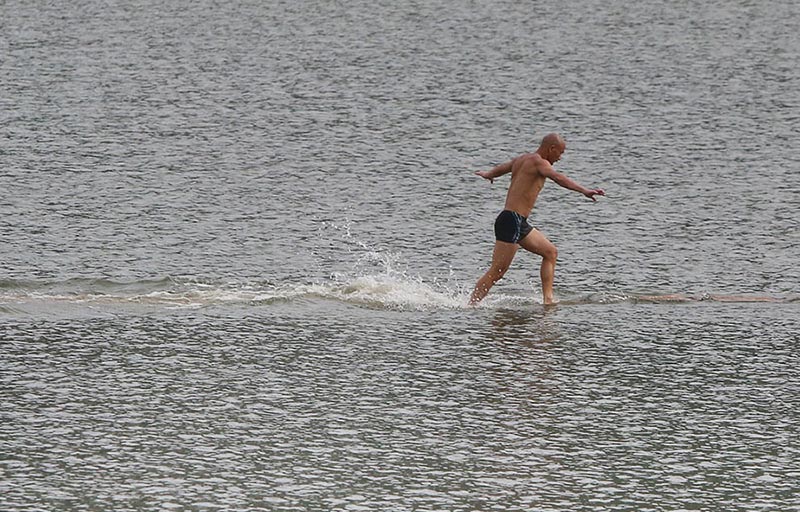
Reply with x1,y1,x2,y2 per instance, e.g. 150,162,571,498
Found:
518,229,555,257
491,240,519,269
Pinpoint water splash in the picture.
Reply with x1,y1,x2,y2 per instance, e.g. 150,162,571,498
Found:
1,275,793,315
2,232,795,314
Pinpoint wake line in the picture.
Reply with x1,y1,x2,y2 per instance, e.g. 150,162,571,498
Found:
0,275,468,310
0,277,795,312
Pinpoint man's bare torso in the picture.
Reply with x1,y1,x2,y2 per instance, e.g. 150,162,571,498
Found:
504,153,548,217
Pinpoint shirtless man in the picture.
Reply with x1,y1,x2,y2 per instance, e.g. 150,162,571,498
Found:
469,133,605,305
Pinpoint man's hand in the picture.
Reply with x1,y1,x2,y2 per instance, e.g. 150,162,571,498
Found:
584,188,605,201
475,170,493,184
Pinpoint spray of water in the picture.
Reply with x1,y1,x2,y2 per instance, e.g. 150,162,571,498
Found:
1,221,791,311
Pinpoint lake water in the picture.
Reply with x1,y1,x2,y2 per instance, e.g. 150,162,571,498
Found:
2,0,798,510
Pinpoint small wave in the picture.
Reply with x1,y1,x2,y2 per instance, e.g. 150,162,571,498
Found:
312,274,466,310
0,276,175,293
0,276,200,308
0,275,470,311
0,276,794,313
0,304,25,315
556,291,795,305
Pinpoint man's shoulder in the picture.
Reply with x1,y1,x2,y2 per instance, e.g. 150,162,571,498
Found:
515,153,547,172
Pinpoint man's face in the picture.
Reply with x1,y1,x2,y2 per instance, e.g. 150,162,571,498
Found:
551,143,566,163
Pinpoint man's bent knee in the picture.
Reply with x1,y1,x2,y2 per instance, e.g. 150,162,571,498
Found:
543,245,558,262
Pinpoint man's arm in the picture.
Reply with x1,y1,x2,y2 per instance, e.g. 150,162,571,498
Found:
539,165,605,201
475,158,515,183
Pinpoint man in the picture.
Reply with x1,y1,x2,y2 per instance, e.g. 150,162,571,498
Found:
469,133,604,305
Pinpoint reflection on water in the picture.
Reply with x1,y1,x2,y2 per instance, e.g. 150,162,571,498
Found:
489,306,561,346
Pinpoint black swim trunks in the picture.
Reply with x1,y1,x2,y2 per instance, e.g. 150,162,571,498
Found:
494,210,533,244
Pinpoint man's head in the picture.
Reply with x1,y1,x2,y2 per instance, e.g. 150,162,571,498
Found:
538,133,566,163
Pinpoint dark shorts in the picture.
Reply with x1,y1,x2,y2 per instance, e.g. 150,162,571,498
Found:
494,210,533,244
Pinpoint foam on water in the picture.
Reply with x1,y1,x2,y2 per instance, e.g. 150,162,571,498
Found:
0,269,523,314
1,229,794,313
0,274,794,314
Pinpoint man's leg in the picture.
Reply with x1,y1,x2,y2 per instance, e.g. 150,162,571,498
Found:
469,241,518,305
518,229,558,304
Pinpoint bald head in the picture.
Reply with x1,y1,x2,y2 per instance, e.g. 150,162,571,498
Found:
540,133,565,149
538,133,566,163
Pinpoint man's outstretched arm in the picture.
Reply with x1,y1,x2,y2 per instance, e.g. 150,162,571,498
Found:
475,158,515,183
541,166,605,201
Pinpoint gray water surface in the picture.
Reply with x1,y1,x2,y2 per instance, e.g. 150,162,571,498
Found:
2,0,799,510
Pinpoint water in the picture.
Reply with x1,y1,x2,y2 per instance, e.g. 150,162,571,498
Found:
2,0,799,510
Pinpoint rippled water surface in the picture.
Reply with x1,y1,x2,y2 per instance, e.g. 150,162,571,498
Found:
2,0,799,510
